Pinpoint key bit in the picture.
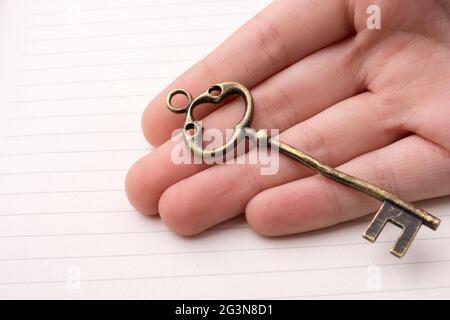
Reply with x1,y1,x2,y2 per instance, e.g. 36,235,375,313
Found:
364,201,424,258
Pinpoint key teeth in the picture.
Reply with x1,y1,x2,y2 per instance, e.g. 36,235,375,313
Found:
390,236,409,259
390,249,404,259
363,202,390,244
362,233,376,243
391,242,407,259
363,201,423,258
391,219,422,259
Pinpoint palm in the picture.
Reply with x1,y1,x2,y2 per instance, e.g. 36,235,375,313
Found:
126,0,450,236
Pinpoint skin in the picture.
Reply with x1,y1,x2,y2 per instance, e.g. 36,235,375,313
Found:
125,0,450,236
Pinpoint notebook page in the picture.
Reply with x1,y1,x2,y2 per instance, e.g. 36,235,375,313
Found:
0,0,449,299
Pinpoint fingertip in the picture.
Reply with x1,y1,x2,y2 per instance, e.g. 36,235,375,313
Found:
245,182,326,236
142,91,188,147
141,98,170,147
125,157,159,216
158,185,203,236
245,190,287,237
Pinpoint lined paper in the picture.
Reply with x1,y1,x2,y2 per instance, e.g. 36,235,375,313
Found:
0,0,449,299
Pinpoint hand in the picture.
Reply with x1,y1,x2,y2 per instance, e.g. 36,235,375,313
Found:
126,0,450,236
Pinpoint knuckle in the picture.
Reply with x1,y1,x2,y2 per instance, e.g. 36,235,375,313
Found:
252,13,289,68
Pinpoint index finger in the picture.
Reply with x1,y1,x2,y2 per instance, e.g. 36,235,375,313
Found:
142,0,355,146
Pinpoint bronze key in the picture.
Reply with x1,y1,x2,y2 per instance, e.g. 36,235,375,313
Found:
166,81,441,258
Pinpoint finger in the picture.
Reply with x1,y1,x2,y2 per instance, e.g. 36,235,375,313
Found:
142,0,355,146
157,92,407,235
246,135,450,236
125,138,208,215
126,39,365,216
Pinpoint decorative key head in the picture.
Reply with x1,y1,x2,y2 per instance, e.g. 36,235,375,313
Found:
166,81,254,158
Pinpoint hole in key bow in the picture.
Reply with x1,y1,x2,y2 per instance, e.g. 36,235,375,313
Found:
208,85,222,97
166,88,192,114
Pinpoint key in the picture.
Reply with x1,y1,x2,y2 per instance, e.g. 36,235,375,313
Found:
166,81,441,258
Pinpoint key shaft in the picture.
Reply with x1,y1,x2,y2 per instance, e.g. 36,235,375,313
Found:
263,135,440,230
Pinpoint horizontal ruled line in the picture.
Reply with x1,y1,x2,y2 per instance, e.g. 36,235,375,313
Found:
13,93,154,103
0,257,449,286
0,147,151,157
22,42,216,56
0,230,169,239
30,0,242,15
4,130,141,138
29,26,234,42
16,75,174,87
0,209,135,217
0,189,124,196
0,168,128,176
0,225,251,240
29,11,254,28
0,239,392,262
0,236,447,262
9,111,142,120
264,284,450,300
19,58,195,71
